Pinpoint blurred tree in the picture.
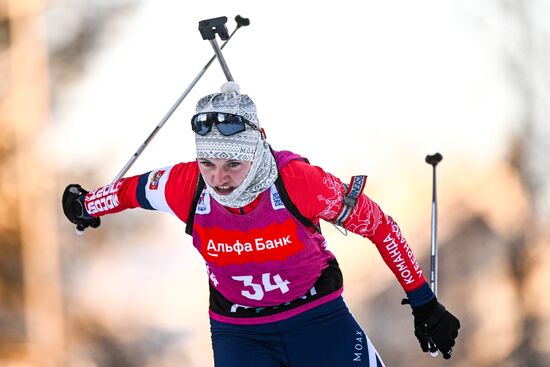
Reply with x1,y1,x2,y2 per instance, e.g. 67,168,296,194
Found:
502,0,550,223
3,1,66,365
1,4,26,361
0,0,143,364
500,0,550,365
0,99,26,357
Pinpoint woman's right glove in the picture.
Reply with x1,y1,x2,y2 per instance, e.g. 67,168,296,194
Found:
62,184,101,231
411,297,460,359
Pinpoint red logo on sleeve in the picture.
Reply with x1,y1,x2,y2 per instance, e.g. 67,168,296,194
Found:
149,170,165,190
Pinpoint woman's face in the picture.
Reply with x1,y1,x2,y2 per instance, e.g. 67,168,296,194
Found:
197,158,253,196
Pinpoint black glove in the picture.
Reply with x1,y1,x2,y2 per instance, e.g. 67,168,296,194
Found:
62,184,101,231
411,297,460,359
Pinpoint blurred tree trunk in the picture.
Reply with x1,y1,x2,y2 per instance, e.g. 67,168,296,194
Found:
505,0,550,223
502,0,550,365
4,0,66,365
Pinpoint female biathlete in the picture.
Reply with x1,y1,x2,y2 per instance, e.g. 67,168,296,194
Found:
63,82,460,367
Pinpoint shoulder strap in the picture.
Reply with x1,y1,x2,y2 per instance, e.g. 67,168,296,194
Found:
274,173,322,234
185,175,205,236
270,146,321,234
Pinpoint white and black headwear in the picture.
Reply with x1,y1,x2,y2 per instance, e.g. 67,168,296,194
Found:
195,82,259,161
194,82,278,208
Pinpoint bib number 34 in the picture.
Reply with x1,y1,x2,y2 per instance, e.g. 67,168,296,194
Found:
232,273,290,300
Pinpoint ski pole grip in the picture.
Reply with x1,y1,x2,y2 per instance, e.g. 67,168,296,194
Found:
198,16,235,82
425,153,443,166
199,16,230,40
235,15,250,28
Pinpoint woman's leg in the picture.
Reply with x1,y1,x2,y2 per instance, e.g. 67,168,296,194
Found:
210,319,288,367
278,297,385,367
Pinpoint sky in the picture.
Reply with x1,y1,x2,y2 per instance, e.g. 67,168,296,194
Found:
51,1,532,365
54,0,520,181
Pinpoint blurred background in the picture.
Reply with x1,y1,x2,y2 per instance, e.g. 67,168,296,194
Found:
1,0,549,366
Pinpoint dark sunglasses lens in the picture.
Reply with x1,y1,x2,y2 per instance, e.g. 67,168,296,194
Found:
191,115,212,136
216,114,246,136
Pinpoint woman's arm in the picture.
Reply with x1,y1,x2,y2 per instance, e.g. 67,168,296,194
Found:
280,160,433,305
62,161,200,227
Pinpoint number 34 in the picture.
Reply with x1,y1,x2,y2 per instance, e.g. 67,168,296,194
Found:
232,273,290,300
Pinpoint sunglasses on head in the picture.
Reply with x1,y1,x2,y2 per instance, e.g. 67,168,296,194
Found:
191,112,260,136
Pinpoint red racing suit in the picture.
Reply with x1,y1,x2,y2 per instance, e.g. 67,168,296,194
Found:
83,150,434,323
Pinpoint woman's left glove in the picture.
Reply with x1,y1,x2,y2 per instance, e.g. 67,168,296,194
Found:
62,184,101,231
411,297,460,359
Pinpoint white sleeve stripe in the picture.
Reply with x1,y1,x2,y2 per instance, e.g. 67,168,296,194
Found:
144,167,176,216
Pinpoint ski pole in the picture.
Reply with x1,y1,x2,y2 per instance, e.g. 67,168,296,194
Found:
111,15,249,184
198,16,236,82
425,152,443,356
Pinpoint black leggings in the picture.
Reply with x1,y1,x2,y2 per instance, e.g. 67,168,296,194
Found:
210,297,385,367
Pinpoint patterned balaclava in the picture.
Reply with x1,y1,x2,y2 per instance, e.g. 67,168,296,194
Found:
194,82,278,208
